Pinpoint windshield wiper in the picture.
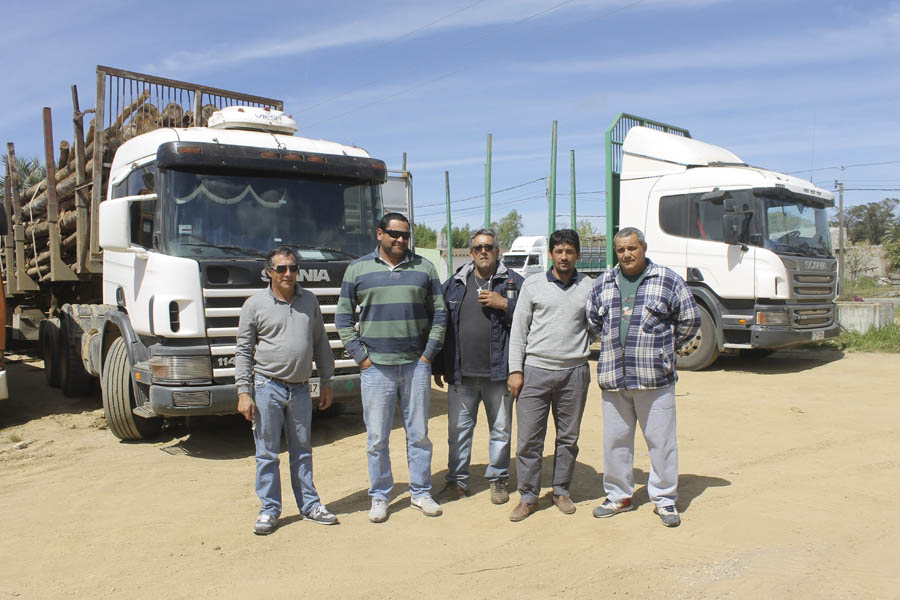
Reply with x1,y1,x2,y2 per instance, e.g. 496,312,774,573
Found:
180,242,266,257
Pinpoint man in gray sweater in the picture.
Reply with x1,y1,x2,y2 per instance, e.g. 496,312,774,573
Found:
236,246,338,535
507,229,594,522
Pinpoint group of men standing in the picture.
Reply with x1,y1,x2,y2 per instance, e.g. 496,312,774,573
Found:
235,211,700,535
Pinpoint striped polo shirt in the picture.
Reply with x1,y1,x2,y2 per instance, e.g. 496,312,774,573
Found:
336,247,447,365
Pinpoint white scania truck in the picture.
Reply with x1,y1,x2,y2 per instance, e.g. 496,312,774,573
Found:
605,114,838,369
2,66,411,438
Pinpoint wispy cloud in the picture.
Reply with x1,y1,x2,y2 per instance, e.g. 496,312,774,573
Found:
527,3,900,74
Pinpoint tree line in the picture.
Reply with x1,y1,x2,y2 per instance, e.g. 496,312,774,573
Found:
832,198,900,271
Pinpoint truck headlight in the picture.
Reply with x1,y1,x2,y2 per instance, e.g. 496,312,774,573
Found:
151,355,212,384
756,311,790,326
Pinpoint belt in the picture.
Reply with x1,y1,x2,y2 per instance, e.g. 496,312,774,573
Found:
260,374,308,387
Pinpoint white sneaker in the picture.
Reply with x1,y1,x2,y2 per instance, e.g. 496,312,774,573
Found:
369,497,389,523
410,494,442,517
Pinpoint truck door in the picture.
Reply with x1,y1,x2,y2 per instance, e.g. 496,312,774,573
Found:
684,190,756,299
381,170,414,243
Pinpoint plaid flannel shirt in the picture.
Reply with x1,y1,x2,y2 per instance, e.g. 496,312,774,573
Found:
586,259,700,391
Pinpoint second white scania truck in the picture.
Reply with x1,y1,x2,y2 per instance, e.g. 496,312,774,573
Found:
605,114,838,370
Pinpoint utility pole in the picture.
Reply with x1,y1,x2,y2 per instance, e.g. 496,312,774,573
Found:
548,120,558,239
485,133,492,228
445,171,453,279
835,178,845,296
570,149,576,230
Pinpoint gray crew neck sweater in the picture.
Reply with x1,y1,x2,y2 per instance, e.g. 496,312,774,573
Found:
508,272,594,372
235,285,334,394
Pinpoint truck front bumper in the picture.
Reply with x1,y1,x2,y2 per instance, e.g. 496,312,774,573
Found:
750,322,840,349
148,373,362,417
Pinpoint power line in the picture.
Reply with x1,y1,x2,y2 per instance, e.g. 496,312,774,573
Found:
787,159,900,175
416,176,546,209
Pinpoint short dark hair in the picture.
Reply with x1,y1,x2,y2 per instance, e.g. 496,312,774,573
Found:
549,228,580,253
266,245,298,269
378,212,409,231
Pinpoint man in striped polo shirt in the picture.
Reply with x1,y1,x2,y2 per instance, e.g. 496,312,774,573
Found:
336,212,447,523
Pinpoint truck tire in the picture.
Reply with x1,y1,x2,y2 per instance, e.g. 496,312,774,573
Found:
676,305,719,371
59,317,94,398
40,321,61,388
102,336,162,440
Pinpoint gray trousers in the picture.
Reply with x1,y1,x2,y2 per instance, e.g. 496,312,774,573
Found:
601,384,678,508
515,364,590,504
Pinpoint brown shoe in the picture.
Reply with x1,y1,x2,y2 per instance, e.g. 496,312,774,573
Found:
437,482,469,501
509,501,538,522
552,494,576,514
490,480,509,505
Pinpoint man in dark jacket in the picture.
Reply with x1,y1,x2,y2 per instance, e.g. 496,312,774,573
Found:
433,229,525,505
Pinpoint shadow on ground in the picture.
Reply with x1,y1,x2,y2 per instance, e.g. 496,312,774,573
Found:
701,348,845,374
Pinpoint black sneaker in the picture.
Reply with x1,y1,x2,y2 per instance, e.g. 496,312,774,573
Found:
438,481,469,501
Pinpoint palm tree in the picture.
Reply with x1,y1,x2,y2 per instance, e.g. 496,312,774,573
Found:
1,155,46,205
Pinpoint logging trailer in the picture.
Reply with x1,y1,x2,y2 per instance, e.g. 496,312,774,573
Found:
2,66,412,439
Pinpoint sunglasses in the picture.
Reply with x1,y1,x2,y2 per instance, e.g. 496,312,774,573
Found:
472,244,495,252
270,264,300,274
383,229,411,240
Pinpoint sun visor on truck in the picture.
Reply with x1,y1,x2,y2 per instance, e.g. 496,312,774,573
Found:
155,142,387,183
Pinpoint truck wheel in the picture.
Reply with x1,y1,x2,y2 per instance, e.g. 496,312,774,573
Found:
40,321,61,388
102,336,162,440
676,305,719,371
59,317,94,398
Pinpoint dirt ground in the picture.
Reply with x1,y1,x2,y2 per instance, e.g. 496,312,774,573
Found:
1,348,898,599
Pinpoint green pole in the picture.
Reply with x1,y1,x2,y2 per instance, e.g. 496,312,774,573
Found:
548,120,557,239
485,133,492,228
570,149,576,230
445,170,452,279
402,152,407,172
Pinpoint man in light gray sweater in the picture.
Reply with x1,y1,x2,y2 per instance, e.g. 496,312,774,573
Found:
236,246,338,535
507,229,594,522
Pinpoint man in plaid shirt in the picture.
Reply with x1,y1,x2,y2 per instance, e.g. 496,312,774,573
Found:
585,227,700,527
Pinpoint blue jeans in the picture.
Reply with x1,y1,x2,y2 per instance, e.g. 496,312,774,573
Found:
447,377,513,489
360,360,433,500
252,374,322,517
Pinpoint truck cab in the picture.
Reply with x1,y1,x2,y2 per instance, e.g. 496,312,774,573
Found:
609,120,838,369
503,235,547,278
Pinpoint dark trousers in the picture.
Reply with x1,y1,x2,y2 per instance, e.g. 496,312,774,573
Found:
514,363,590,503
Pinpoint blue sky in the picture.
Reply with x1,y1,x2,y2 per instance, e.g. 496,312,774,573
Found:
3,0,899,237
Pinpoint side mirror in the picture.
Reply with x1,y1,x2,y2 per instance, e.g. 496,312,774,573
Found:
99,193,156,252
723,213,739,245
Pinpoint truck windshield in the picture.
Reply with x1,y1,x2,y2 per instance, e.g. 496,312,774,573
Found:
503,254,526,269
159,170,381,260
762,196,832,258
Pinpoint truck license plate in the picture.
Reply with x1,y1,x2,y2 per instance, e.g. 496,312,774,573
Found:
811,330,824,341
309,381,320,398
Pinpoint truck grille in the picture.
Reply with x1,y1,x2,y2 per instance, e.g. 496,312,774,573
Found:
201,287,356,381
791,272,836,298
791,305,834,329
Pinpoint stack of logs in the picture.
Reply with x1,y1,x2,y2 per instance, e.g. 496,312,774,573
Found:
17,91,217,280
